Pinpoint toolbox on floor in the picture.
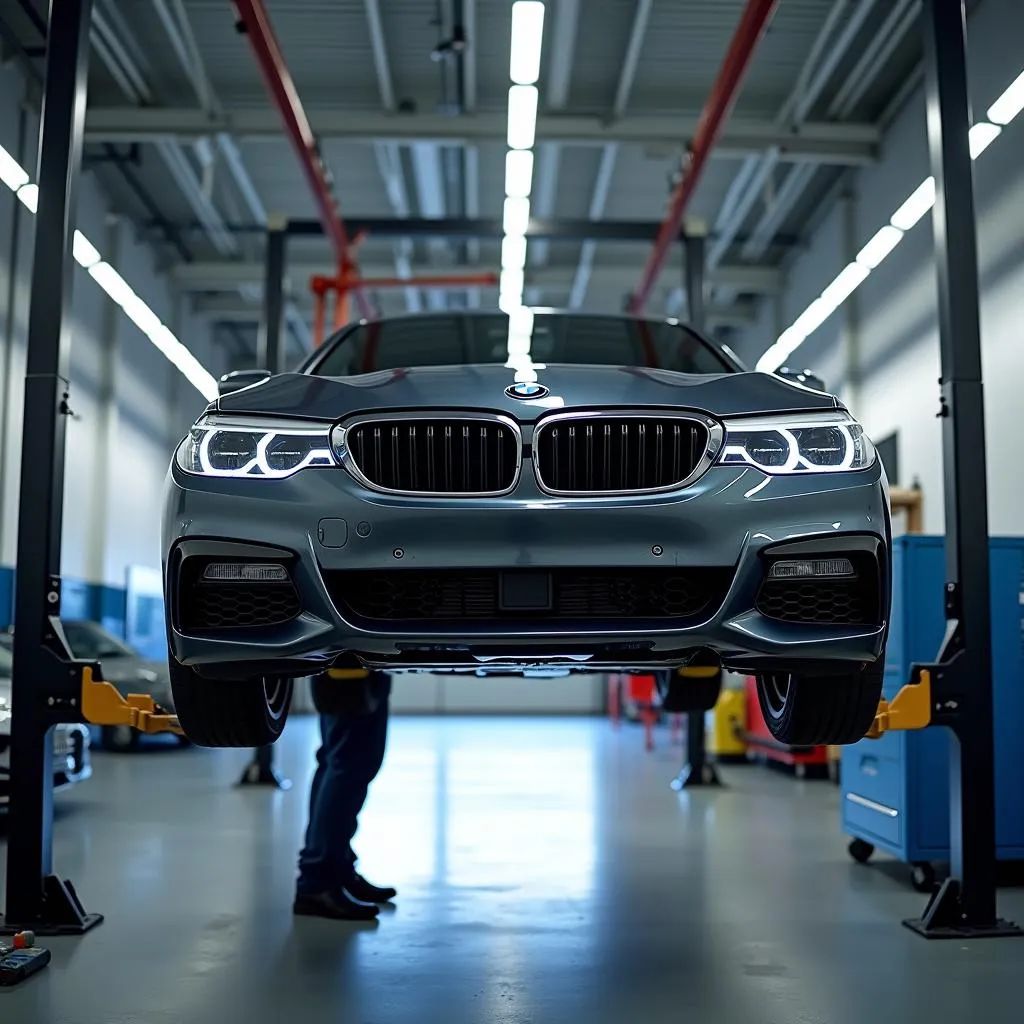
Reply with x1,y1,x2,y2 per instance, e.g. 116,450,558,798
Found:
841,535,1024,877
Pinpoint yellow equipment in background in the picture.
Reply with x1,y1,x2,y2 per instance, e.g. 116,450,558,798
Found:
706,684,747,758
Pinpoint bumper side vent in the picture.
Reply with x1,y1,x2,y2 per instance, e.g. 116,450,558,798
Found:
756,576,879,626
177,560,302,631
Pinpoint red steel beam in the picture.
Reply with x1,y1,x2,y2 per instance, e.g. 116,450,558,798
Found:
232,0,376,319
629,0,779,314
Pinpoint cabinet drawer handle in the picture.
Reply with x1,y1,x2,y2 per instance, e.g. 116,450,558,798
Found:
847,792,898,818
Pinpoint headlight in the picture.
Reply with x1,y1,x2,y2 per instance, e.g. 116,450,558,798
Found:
717,412,875,474
176,416,335,478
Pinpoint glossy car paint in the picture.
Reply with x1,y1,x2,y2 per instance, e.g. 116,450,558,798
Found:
164,354,889,676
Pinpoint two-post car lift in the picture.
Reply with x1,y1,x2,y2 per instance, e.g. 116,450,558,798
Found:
0,0,1020,945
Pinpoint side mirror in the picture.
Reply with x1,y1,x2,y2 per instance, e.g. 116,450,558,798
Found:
777,366,828,393
218,369,271,396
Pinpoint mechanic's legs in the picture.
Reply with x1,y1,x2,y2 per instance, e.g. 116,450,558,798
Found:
296,675,391,899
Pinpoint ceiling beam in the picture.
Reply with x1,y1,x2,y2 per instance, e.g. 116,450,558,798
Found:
193,294,758,329
173,260,782,294
83,107,880,163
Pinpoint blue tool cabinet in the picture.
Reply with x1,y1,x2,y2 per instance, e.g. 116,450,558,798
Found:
841,535,1024,884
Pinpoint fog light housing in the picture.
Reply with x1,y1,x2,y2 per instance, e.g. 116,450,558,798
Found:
202,562,289,582
768,558,855,579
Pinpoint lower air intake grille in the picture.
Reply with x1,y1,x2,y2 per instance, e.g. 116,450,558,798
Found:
343,417,519,494
324,567,732,626
178,571,301,631
756,577,878,625
534,415,711,493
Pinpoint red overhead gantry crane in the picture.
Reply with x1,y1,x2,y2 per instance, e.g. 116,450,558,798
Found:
233,0,496,336
628,0,779,314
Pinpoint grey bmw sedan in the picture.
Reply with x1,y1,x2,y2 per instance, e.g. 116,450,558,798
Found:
162,312,889,749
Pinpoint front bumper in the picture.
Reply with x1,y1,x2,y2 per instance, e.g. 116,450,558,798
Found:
163,459,890,674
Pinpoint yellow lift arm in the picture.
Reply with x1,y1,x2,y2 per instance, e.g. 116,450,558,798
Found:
80,665,183,736
866,668,933,739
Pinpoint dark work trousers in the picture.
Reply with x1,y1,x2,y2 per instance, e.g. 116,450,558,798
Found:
296,673,392,896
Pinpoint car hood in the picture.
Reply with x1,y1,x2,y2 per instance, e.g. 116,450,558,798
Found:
216,364,840,423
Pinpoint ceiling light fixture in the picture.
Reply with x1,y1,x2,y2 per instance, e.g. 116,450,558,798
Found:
509,1,545,86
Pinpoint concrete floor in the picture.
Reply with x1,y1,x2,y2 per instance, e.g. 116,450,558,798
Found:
2,715,1023,1023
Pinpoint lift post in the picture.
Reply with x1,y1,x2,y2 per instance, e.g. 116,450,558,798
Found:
893,0,1022,939
1,0,102,935
671,229,722,792
239,219,293,790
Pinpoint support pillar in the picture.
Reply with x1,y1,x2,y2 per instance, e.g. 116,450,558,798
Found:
238,215,291,791
671,227,722,792
255,217,288,374
903,0,1020,939
2,0,102,934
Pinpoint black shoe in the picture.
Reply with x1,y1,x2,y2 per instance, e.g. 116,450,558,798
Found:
346,873,397,904
293,888,380,921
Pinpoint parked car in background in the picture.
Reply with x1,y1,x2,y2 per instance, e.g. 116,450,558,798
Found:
0,641,92,809
0,622,181,751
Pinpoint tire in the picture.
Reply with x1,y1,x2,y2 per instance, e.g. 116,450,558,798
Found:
755,663,883,746
102,724,140,752
660,669,722,713
168,657,293,747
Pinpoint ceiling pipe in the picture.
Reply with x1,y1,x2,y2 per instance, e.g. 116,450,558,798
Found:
231,0,376,319
628,0,779,314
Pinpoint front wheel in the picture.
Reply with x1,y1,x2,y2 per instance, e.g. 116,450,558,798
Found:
755,664,883,746
169,657,293,747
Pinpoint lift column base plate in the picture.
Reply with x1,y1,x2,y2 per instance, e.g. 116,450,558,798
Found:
903,879,1023,940
0,876,104,936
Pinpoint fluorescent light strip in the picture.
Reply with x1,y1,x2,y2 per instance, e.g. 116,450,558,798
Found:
510,1,545,86
504,149,534,198
987,68,1024,125
756,63,1024,375
502,4,544,315
0,143,216,400
507,85,539,151
503,196,531,235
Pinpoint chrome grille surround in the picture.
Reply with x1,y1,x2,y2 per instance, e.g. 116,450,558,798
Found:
331,412,523,497
532,410,722,496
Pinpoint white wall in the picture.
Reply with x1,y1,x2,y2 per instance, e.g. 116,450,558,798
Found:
731,0,1024,536
0,62,222,588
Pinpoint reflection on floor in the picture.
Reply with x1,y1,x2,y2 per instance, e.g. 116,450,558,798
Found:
2,715,1023,1023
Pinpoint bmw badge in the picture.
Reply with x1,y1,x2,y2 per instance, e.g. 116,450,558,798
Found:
505,382,549,400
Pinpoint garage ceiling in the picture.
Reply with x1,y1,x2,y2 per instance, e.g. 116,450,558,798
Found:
0,0,931,355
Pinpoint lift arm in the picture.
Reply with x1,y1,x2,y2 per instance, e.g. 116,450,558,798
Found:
80,666,182,736
865,668,932,739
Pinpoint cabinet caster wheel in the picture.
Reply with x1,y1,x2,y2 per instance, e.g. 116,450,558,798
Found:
910,862,936,893
848,838,875,864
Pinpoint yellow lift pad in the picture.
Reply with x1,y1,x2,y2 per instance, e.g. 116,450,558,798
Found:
866,668,933,739
80,665,183,736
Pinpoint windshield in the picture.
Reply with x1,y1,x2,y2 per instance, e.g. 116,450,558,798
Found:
62,621,136,661
310,314,734,377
